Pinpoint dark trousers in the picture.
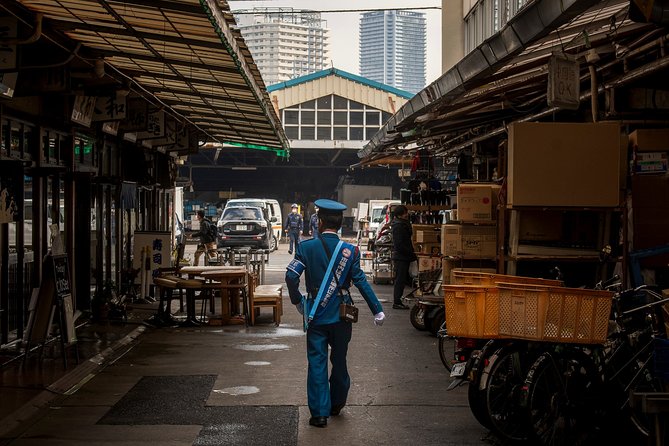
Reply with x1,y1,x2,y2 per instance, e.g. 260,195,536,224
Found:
288,230,300,253
306,321,353,417
393,259,410,305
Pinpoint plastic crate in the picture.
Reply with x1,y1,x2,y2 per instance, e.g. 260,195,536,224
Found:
496,284,613,344
451,271,563,287
655,338,669,383
443,285,499,338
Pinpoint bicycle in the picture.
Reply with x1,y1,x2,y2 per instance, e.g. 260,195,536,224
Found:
520,285,668,445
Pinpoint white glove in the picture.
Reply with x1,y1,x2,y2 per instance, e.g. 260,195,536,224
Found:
373,312,385,326
296,302,304,315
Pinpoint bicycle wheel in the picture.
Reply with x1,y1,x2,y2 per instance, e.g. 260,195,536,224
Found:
437,323,454,372
522,350,599,446
484,344,533,442
467,340,501,430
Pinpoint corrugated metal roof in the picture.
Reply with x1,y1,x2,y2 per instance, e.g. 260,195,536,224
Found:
17,0,288,152
359,0,658,162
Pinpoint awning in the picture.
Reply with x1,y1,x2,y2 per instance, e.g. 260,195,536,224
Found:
359,0,662,162
16,0,289,153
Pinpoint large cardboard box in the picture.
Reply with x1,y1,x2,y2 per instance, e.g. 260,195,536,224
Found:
441,224,497,258
415,230,439,244
629,129,669,152
417,255,441,272
508,122,623,207
457,183,501,222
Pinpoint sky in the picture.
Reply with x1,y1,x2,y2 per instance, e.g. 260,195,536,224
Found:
228,0,443,85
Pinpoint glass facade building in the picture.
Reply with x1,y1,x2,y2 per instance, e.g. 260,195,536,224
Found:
359,11,426,95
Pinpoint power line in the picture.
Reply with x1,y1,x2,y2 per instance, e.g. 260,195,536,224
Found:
232,7,441,14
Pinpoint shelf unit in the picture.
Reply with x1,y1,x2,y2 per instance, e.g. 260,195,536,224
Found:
499,205,626,283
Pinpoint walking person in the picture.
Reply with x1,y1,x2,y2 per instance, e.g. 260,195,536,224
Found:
285,199,385,428
284,203,303,255
310,206,319,239
391,205,415,309
190,210,217,266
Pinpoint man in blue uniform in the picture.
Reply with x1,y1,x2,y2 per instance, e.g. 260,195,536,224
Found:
285,199,385,428
309,206,319,239
284,203,303,255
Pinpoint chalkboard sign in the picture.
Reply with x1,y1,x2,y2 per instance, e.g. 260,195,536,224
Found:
51,255,76,345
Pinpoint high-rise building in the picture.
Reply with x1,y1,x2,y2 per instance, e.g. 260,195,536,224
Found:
234,8,330,86
359,11,426,94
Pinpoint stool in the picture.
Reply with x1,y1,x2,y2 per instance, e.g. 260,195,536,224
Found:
250,284,283,326
161,274,185,312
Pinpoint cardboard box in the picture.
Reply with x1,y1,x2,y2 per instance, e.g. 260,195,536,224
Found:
508,122,623,207
417,255,441,272
441,224,497,258
633,152,668,174
457,183,501,222
415,230,439,244
629,129,669,152
418,242,441,255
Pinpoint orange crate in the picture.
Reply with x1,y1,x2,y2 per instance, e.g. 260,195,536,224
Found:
451,271,563,287
543,287,613,344
496,283,613,344
443,285,500,338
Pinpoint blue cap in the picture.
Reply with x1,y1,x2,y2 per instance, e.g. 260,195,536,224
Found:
314,199,347,213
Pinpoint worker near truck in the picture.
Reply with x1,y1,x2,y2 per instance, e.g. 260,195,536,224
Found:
284,203,303,255
390,205,415,309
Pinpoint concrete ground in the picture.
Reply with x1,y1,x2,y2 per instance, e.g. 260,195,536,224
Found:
0,239,489,445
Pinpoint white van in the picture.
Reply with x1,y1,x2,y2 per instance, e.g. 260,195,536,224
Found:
223,198,282,251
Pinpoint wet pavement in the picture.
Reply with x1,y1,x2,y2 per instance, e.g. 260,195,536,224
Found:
0,241,488,445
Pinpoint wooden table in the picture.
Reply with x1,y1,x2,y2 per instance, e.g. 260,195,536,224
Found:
198,267,249,324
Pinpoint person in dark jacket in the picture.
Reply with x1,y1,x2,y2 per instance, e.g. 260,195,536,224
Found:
391,205,416,309
190,210,217,266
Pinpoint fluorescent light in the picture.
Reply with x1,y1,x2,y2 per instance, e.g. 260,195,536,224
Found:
231,166,257,171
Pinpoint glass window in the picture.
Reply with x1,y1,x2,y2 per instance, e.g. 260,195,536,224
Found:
222,207,262,221
301,127,315,140
333,95,348,109
333,111,348,125
284,110,299,125
317,111,331,125
316,95,332,109
301,111,315,125
301,100,316,109
382,112,392,123
365,112,380,126
333,127,348,140
317,127,331,140
285,126,299,139
350,100,364,110
350,112,364,126
350,127,364,140
366,127,379,140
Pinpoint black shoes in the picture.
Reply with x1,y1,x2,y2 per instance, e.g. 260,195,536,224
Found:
330,404,345,416
392,303,409,310
309,416,327,427
288,250,293,255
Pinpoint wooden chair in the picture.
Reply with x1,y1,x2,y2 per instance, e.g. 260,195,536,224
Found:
249,283,283,326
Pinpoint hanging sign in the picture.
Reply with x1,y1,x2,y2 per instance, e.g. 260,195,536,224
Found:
137,109,165,139
122,98,149,131
71,95,96,127
547,55,580,110
93,92,127,121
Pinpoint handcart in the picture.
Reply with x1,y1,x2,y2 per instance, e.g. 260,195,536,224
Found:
403,267,444,334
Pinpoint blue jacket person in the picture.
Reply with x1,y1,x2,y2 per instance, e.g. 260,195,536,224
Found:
284,203,303,255
285,199,385,428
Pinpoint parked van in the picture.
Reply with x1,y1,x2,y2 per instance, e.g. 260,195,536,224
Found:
223,198,282,251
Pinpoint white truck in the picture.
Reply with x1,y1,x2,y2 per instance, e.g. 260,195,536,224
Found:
367,199,401,239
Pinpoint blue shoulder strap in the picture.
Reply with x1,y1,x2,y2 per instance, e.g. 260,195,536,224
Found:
306,240,344,329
